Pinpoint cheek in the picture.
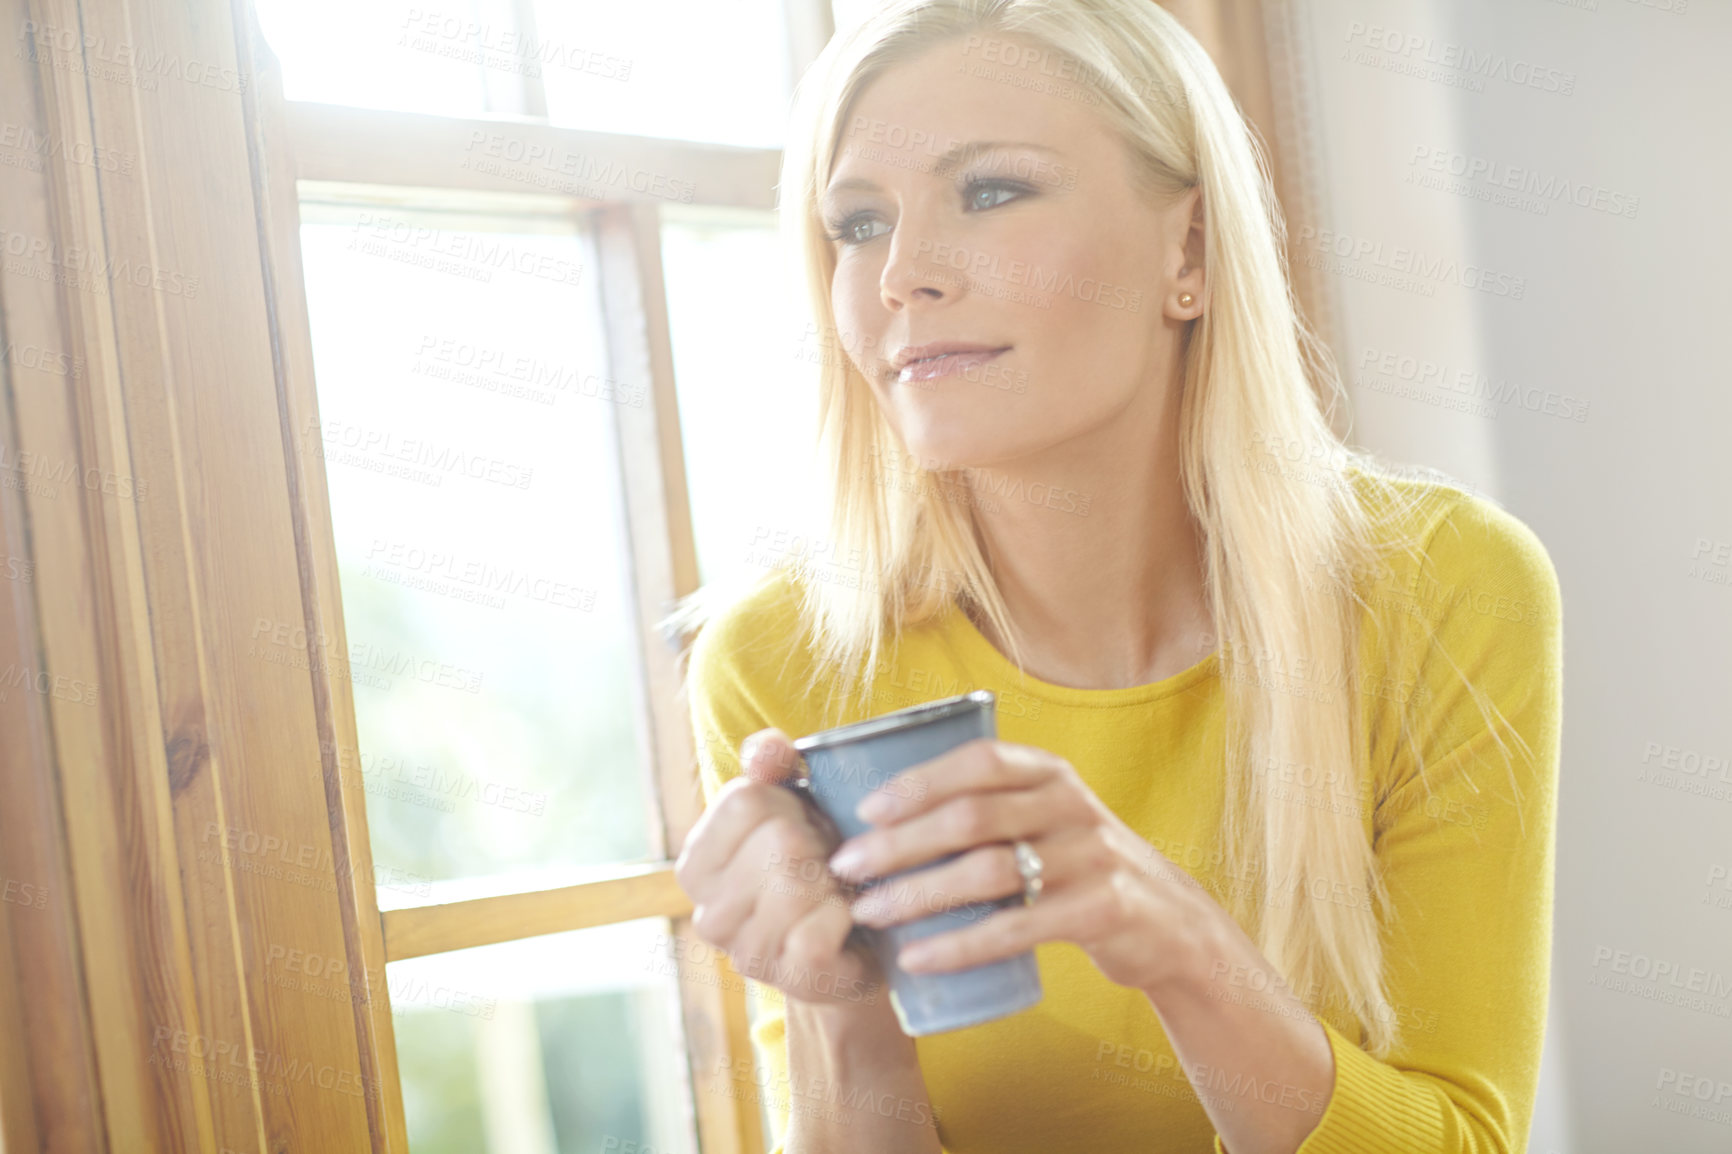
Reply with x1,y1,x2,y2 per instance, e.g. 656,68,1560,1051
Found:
830,260,886,365
1015,231,1149,395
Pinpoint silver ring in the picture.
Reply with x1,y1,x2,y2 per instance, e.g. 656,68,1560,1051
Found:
1012,839,1044,906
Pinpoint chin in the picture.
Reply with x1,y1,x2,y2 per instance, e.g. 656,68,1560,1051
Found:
891,425,1020,475
878,387,1051,473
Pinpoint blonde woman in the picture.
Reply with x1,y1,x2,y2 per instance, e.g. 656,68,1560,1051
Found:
671,2,1562,1151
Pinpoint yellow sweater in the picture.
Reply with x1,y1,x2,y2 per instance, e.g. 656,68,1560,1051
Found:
686,474,1563,1153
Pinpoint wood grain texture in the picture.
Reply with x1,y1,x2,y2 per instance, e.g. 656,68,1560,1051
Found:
381,867,694,961
0,7,111,1147
0,0,407,1148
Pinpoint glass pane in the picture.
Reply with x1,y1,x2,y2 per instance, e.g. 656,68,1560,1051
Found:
296,199,655,906
254,0,525,120
253,0,793,148
532,0,791,148
387,919,697,1154
660,206,825,593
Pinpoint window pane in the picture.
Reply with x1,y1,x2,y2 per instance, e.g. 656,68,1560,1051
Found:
387,920,697,1154
253,0,793,148
296,199,655,906
254,0,523,119
531,0,792,147
660,206,825,595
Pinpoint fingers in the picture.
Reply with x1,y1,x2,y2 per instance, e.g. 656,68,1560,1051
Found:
851,739,1069,826
674,732,810,896
895,879,1123,974
675,776,774,895
679,772,874,1007
739,727,806,785
830,776,1083,883
688,816,808,947
734,896,870,1003
849,825,1105,928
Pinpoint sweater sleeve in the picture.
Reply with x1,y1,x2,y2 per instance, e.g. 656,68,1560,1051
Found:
686,588,959,1154
685,601,795,1151
1217,495,1564,1154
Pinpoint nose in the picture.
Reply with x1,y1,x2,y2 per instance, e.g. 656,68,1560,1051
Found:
878,219,955,312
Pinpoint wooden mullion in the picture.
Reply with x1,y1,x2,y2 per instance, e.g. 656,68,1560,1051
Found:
380,867,694,961
285,101,781,211
594,201,761,1153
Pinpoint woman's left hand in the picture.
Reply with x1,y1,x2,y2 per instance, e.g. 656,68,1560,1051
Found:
825,737,1219,995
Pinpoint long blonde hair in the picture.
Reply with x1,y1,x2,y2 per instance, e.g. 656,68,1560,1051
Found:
669,0,1529,1060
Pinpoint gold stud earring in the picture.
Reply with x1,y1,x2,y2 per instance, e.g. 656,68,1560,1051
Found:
1178,292,1195,308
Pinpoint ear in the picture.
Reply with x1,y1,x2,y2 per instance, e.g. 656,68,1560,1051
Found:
1165,186,1206,320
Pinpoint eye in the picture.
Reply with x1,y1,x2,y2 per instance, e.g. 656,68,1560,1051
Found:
964,178,1030,212
823,178,1032,249
824,214,890,247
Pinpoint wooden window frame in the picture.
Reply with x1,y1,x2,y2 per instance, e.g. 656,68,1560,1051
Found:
0,0,829,1150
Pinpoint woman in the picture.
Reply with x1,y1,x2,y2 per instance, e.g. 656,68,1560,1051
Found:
671,1,1562,1151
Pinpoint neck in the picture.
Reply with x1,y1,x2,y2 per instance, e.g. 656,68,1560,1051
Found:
957,377,1213,691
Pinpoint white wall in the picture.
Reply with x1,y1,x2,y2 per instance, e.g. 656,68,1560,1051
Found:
1299,1,1732,1150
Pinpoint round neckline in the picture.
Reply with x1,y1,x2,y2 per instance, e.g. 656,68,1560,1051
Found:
939,600,1219,709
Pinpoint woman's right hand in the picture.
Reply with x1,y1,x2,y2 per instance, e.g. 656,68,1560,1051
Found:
676,727,887,1011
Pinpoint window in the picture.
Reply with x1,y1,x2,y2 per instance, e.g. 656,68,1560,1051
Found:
260,2,825,1150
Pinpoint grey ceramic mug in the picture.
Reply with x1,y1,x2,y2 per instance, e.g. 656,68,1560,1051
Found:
787,689,1043,1036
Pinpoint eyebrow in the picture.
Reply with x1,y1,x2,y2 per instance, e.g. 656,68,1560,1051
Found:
822,140,1064,205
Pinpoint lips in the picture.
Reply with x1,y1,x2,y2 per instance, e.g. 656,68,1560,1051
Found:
891,343,1011,384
